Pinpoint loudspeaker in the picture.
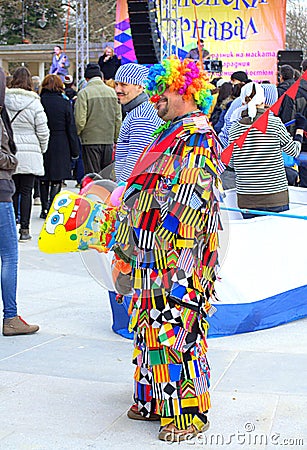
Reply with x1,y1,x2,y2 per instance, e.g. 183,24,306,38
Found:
127,0,160,64
277,50,303,71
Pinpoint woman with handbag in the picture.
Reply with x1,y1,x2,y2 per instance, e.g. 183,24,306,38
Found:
5,66,49,240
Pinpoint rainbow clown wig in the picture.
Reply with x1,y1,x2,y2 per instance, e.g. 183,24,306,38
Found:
146,55,214,115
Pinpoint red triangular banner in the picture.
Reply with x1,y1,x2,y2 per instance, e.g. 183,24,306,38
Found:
270,95,284,115
221,142,235,165
236,129,250,148
302,71,307,81
286,81,300,99
252,109,270,133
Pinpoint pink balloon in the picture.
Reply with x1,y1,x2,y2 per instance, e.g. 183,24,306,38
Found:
110,185,125,206
79,180,94,196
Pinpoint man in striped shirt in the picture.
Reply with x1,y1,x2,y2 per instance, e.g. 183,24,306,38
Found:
228,82,305,218
114,63,163,182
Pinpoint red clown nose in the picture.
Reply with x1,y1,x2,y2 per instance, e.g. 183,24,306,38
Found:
150,94,161,103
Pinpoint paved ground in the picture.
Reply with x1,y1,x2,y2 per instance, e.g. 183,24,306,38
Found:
0,181,306,450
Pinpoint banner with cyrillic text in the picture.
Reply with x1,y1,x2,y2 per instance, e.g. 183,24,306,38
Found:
179,0,286,83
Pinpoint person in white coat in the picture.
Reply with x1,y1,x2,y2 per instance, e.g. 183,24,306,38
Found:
5,67,49,241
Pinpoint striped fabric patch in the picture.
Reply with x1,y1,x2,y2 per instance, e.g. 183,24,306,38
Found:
154,248,167,269
138,229,155,249
194,146,211,158
193,374,209,395
152,380,164,399
137,190,153,212
116,221,129,244
174,414,193,430
155,225,175,242
149,348,168,365
209,231,218,252
178,222,195,239
179,168,200,184
180,206,201,228
172,327,188,353
176,248,194,273
173,184,195,206
168,347,182,364
145,326,159,348
197,391,211,412
187,360,202,379
138,309,149,328
181,308,197,333
139,208,160,232
163,397,181,417
152,364,170,383
198,169,212,189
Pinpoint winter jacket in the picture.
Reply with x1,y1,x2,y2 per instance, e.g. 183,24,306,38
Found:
40,90,79,180
98,55,121,80
278,79,307,150
0,115,18,201
5,88,49,176
74,77,122,145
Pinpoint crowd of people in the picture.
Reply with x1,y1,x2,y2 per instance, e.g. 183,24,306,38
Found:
1,43,307,442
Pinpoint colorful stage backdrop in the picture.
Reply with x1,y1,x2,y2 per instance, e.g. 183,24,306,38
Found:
114,0,286,84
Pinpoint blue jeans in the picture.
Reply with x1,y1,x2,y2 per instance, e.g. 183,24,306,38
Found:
0,202,18,319
242,204,289,219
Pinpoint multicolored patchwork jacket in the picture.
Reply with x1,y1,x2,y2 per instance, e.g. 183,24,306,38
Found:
115,110,223,332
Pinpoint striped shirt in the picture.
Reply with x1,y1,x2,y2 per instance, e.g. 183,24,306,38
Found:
228,114,301,195
115,101,163,182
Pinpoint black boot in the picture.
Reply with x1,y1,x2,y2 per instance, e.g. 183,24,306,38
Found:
49,182,62,206
19,228,32,241
39,181,49,219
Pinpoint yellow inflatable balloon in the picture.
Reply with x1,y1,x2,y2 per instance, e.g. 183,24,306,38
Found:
38,190,116,254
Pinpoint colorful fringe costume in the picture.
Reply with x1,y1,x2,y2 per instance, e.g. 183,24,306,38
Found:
115,109,223,431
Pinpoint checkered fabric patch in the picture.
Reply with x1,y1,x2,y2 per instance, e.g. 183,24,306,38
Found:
162,303,181,323
189,192,203,210
139,367,153,385
171,269,189,287
150,308,163,328
137,400,152,418
158,323,179,347
162,381,179,399
181,289,200,310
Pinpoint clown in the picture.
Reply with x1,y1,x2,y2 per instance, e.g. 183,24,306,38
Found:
114,55,224,442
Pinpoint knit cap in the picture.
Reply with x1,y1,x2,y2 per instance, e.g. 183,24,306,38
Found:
261,83,278,106
231,71,249,83
115,63,149,86
84,63,102,79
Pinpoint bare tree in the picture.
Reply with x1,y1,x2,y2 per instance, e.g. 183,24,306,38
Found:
286,0,307,53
